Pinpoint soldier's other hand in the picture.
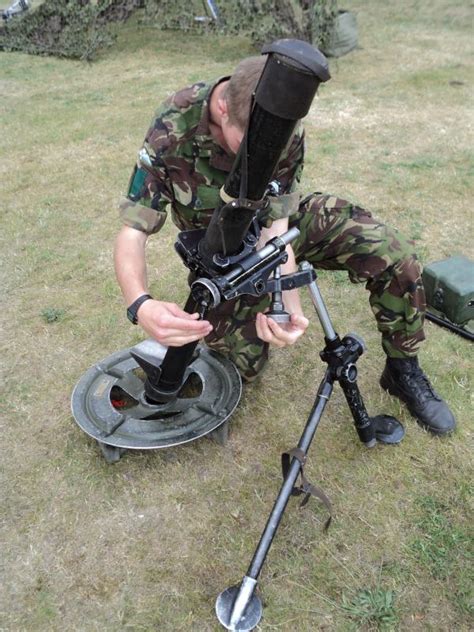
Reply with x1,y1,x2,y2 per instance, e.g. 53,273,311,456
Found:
256,312,309,348
137,300,212,346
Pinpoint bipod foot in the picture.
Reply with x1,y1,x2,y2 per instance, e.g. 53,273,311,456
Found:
372,415,405,444
216,578,262,631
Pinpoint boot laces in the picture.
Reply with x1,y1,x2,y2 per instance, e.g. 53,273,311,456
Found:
400,365,441,402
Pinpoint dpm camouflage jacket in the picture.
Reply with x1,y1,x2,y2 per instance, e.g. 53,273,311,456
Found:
120,78,305,235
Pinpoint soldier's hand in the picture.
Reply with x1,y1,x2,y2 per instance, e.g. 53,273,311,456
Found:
137,300,213,346
255,312,309,348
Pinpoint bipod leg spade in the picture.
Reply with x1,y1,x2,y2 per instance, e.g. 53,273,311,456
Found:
216,376,334,631
302,262,405,446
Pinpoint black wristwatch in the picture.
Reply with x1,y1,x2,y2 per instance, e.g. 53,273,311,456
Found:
126,294,153,325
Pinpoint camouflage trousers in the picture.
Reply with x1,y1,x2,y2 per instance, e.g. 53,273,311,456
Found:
204,193,426,382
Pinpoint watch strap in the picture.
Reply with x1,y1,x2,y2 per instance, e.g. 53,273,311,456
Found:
127,293,153,324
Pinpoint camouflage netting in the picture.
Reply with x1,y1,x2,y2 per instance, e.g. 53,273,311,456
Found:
227,0,340,52
0,0,143,60
0,0,348,61
2,1,97,60
143,0,339,52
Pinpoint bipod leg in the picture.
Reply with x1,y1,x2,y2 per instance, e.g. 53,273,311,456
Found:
301,262,405,446
215,375,334,631
338,358,405,445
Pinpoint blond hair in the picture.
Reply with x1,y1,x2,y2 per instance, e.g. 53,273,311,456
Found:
224,55,267,130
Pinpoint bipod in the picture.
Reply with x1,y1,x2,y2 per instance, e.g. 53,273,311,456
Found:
215,262,405,631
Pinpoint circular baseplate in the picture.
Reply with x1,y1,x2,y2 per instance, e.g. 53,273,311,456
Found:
215,585,263,631
71,340,242,450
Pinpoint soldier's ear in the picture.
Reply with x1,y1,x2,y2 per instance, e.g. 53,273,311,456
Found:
216,96,229,122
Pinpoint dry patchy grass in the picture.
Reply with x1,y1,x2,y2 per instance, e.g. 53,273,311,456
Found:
1,1,473,631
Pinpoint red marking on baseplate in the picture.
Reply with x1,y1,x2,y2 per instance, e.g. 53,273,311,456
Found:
111,399,128,409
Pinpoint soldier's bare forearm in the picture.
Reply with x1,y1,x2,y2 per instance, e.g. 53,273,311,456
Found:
114,225,149,305
114,225,212,344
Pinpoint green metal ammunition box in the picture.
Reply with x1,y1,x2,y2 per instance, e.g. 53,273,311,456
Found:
422,255,474,325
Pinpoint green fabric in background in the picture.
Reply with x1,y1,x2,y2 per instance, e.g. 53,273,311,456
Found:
324,9,358,57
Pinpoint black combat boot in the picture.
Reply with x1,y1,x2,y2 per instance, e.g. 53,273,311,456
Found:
380,357,456,435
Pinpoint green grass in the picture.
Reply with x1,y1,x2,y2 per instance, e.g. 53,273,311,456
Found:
408,494,473,615
1,1,473,631
342,588,397,630
409,496,468,579
41,307,66,323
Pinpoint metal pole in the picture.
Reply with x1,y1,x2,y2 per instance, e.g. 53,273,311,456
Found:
299,261,337,341
216,376,333,630
246,377,333,580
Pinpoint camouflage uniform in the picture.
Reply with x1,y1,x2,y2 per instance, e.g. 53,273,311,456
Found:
121,80,426,381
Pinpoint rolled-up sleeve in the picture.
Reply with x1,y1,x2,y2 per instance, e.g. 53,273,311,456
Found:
119,190,168,235
120,106,175,235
